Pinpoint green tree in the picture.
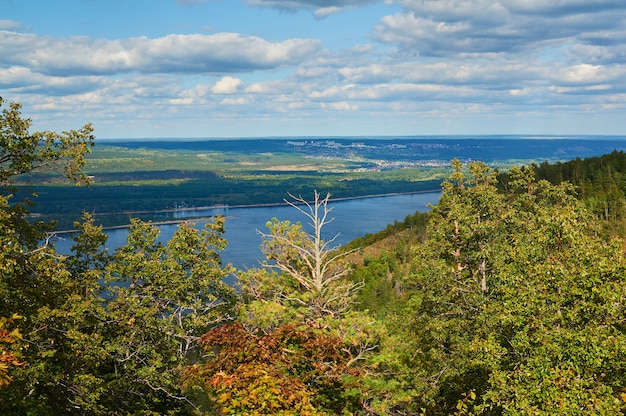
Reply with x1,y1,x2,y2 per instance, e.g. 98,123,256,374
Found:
0,98,102,414
0,98,94,188
101,218,237,414
368,161,626,414
0,99,237,415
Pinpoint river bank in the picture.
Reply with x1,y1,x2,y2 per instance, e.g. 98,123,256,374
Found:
55,189,441,233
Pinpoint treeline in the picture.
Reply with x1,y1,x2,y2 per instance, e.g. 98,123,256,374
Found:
499,149,626,235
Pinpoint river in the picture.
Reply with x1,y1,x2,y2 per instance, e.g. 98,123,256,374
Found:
55,192,441,270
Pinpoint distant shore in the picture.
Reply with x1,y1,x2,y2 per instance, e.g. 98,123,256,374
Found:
54,189,441,234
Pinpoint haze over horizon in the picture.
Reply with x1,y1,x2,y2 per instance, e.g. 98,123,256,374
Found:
3,0,626,139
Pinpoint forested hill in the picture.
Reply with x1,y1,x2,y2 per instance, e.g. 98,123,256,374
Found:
340,153,626,414
497,149,626,234
348,150,626,321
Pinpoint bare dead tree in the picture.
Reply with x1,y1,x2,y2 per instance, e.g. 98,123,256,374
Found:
258,191,363,318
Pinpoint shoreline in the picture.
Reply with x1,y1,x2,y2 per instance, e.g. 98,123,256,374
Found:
112,189,441,214
54,189,441,234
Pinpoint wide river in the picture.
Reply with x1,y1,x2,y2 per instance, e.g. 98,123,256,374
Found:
57,192,441,270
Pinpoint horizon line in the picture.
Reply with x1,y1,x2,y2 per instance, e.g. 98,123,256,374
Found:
94,134,626,142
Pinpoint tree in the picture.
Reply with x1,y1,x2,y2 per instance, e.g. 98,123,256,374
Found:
189,191,376,414
0,99,237,414
0,99,103,414
369,161,626,414
239,191,362,325
101,218,237,414
0,98,94,188
0,314,24,389
182,322,362,415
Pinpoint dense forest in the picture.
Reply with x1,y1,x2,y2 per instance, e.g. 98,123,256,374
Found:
2,99,626,415
526,152,626,235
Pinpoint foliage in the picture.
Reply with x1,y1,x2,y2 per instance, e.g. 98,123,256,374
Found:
181,322,362,416
206,191,379,414
6,97,626,415
0,98,94,189
345,210,430,251
99,217,237,413
0,99,108,414
500,149,626,236
368,160,626,414
1,213,237,415
0,99,236,415
0,314,24,389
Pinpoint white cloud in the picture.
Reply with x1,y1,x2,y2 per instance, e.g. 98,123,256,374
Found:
315,7,341,18
324,101,358,110
501,0,625,15
246,0,377,16
245,83,271,93
0,19,23,30
0,31,321,76
211,77,243,94
509,88,529,96
4,0,626,137
309,84,355,99
561,64,603,83
220,97,248,105
169,97,195,105
381,0,626,59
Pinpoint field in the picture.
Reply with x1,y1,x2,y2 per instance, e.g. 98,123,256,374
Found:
17,136,626,229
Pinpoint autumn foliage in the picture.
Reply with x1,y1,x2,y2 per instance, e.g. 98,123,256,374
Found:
0,315,24,389
182,322,361,415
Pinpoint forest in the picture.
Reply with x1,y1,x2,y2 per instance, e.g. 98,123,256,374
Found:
2,98,626,415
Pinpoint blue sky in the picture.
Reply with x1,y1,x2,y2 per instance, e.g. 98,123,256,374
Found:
2,0,626,138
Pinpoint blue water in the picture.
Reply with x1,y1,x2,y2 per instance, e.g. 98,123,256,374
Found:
55,192,441,270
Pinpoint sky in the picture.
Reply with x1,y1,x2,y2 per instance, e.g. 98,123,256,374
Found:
2,0,626,138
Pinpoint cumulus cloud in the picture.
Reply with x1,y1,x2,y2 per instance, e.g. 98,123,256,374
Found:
0,66,106,95
381,0,626,58
4,0,626,136
0,31,321,76
501,0,626,16
212,76,243,94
